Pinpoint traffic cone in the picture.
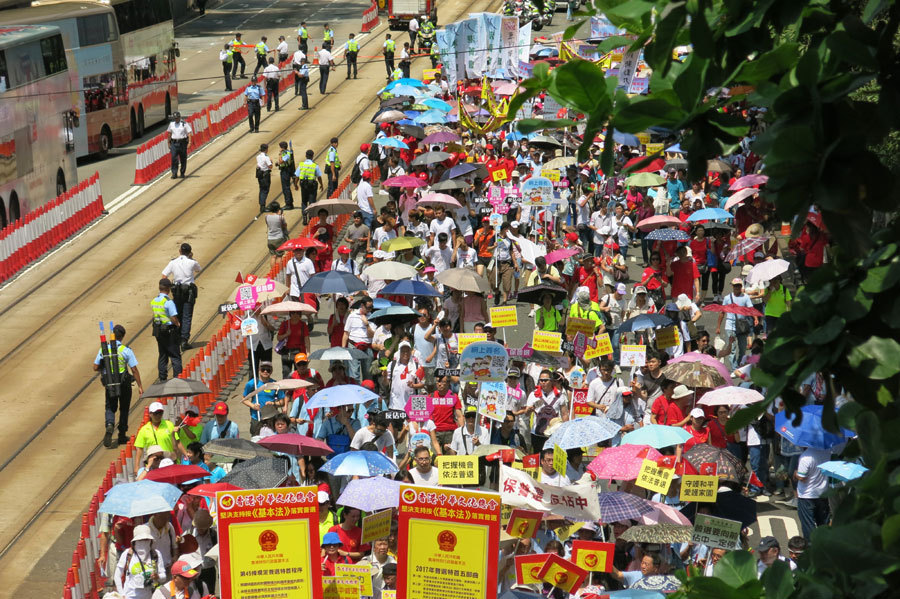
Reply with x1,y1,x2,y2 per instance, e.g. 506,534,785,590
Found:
313,47,319,65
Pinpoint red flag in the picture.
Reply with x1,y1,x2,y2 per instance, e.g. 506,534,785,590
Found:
245,273,258,284
235,271,244,284
699,462,718,476
748,471,764,488
556,107,567,118
500,448,515,463
522,454,539,469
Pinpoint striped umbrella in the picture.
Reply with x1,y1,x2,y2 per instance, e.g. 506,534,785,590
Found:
597,491,655,523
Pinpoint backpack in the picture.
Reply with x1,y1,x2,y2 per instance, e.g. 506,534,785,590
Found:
350,155,365,184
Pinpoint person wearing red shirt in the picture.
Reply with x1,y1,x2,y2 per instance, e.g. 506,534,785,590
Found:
320,532,352,575
683,407,710,451
793,221,829,280
575,254,601,302
499,149,517,175
641,252,669,308
327,297,350,348
431,374,463,450
706,405,730,449
668,245,701,303
328,507,370,562
665,384,693,428
651,380,675,425
688,225,712,299
277,312,311,378
324,361,356,387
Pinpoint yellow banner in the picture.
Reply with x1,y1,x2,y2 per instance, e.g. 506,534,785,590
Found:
583,333,613,360
680,475,719,503
382,592,396,599
490,305,518,327
645,142,664,156
361,509,393,544
655,326,680,349
635,459,674,495
565,317,595,338
555,521,585,542
335,564,373,597
553,444,567,477
532,330,562,353
540,168,560,182
511,461,539,479
422,68,440,81
619,344,647,368
322,577,361,599
437,455,479,485
637,132,651,145
457,333,487,353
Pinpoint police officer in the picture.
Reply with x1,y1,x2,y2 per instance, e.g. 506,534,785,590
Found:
162,242,202,350
277,141,298,210
294,57,310,109
322,23,334,50
151,278,182,383
93,324,143,448
318,45,333,94
345,33,359,79
166,112,191,179
256,143,273,215
399,42,411,79
295,149,323,222
220,43,233,91
244,76,265,132
230,32,247,79
325,137,340,197
263,56,281,111
430,40,440,69
276,35,289,62
383,34,396,80
297,21,309,54
391,66,403,81
254,36,271,77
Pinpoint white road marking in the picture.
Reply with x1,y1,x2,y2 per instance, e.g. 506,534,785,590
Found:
755,515,801,540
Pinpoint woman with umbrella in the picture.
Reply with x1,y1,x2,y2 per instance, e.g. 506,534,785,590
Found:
790,216,829,282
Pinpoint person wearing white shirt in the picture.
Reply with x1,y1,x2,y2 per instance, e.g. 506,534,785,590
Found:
453,203,474,241
262,58,281,111
317,47,333,93
537,449,571,487
342,298,375,382
372,219,397,251
386,342,424,410
586,359,624,421
161,242,202,349
350,413,395,453
428,206,457,244
285,247,317,301
255,144,273,214
612,204,634,256
409,445,440,486
446,407,489,455
276,36,289,61
756,536,796,578
166,112,192,179
453,239,477,268
796,447,832,539
356,173,376,227
407,16,419,50
423,233,453,274
114,525,167,599
590,207,613,251
331,246,358,275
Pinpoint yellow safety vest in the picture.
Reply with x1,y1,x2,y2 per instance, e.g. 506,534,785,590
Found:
297,160,317,180
298,27,308,39
392,68,403,80
431,44,439,57
151,294,173,325
324,30,334,41
223,48,233,64
256,42,266,56
279,150,294,170
231,38,242,49
384,39,395,52
348,39,358,52
327,147,341,169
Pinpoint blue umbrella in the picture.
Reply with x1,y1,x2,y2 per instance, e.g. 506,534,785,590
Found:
99,480,183,517
298,271,366,295
372,298,398,310
687,208,734,222
666,143,685,153
609,587,668,598
380,279,441,297
507,131,535,141
385,78,427,89
370,305,419,326
621,424,693,448
618,313,673,334
597,491,654,522
775,405,854,450
446,113,460,123
414,110,448,124
320,450,399,477
373,137,409,149
389,85,422,97
818,460,868,482
397,118,417,125
613,130,641,146
422,98,452,112
403,110,421,118
544,416,622,450
337,477,401,511
646,228,690,241
306,384,379,410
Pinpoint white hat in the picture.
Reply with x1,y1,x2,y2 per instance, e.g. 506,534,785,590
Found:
317,491,330,503
132,524,154,543
510,220,521,228
689,407,706,419
159,458,175,468
741,264,753,276
149,401,165,413
146,445,165,456
672,384,693,399
398,340,412,351
675,293,692,309
616,283,627,295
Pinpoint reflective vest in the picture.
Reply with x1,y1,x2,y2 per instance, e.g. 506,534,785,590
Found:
279,150,294,170
421,21,434,34
223,48,233,64
298,26,308,39
430,43,440,58
384,39,395,53
151,294,173,325
230,38,242,51
327,147,341,169
103,343,130,374
297,159,317,180
256,42,267,56
392,68,403,80
347,39,358,52
324,29,334,41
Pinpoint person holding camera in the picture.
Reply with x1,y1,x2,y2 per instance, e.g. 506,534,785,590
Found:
93,324,143,448
151,279,182,383
114,524,166,599
162,243,201,352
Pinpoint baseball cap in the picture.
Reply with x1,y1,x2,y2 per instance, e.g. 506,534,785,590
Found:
510,220,520,228
482,216,490,222
361,380,376,391
633,285,647,294
317,491,330,503
149,401,165,413
337,245,351,255
423,266,436,274
322,532,342,546
689,407,706,419
213,401,229,416
146,445,165,456
464,405,478,416
507,368,520,378
757,536,779,551
259,360,274,370
362,170,372,180
731,277,744,285
159,458,175,468
616,283,627,295
565,231,579,242
398,340,412,351
293,353,309,363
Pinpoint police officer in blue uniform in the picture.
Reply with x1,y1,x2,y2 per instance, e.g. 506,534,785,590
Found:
294,56,310,109
244,76,265,132
93,324,143,448
277,141,298,210
345,33,359,79
151,278,182,383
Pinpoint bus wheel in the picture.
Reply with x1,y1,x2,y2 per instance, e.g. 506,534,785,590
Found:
0,196,6,229
130,109,138,139
99,125,113,158
165,94,172,120
56,168,67,197
138,106,146,137
9,191,20,223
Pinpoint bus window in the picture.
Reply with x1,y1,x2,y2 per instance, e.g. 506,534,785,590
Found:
114,0,173,34
8,41,44,88
77,13,118,46
40,34,67,76
83,71,127,112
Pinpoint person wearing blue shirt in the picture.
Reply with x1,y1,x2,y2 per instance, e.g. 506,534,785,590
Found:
666,168,688,212
316,406,361,456
242,361,285,435
151,278,182,382
93,324,143,448
201,401,240,443
716,278,758,366
244,77,266,132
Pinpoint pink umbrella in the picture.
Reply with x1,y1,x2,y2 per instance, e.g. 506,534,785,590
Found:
725,236,766,262
637,215,682,231
640,501,693,525
493,81,522,96
668,352,731,385
698,386,764,406
729,174,768,190
383,175,426,188
587,445,663,480
257,433,333,457
544,247,580,265
723,187,759,210
418,192,462,208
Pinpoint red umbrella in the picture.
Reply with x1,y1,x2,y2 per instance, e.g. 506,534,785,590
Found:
188,482,243,497
806,210,826,231
383,175,426,188
278,237,326,252
257,433,333,457
624,156,666,173
703,303,763,317
145,464,210,485
544,248,580,265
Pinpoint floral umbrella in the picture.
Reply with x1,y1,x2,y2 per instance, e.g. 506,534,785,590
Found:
542,416,622,450
619,524,694,543
631,574,682,593
668,352,732,385
683,444,747,484
661,361,729,388
597,491,655,523
587,445,663,480
336,477,401,512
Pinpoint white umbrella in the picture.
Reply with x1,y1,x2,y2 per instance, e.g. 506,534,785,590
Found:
746,259,790,284
697,386,764,406
243,378,314,400
261,300,317,314
724,187,759,210
362,261,417,280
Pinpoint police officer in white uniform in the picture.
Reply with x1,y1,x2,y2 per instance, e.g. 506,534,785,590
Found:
166,112,191,179
256,144,274,216
263,57,281,111
162,243,202,351
276,35,289,61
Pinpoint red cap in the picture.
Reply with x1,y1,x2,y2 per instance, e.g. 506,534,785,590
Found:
593,256,602,266
565,231,578,242
486,144,494,150
361,380,376,390
360,143,370,152
362,170,372,180
482,216,490,222
380,123,390,130
337,245,351,254
213,402,229,415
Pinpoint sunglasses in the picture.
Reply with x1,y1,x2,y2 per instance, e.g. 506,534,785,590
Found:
260,368,272,373
539,378,551,383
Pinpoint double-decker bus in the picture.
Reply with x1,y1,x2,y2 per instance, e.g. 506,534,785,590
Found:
1,0,178,157
0,24,78,228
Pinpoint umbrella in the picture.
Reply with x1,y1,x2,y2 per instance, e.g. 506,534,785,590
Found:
543,416,621,450
351,297,399,310
379,237,426,254
383,175,426,188
364,260,418,279
187,482,242,498
544,156,578,170
221,456,291,489
746,259,790,284
666,158,688,170
624,172,666,187
686,208,733,222
379,96,414,107
388,84,422,97
412,151,451,166
605,591,666,599
320,450,400,477
632,575,682,593
372,137,409,149
597,491,655,522
435,267,491,293
707,159,733,173
430,178,469,191
702,221,734,232
516,283,568,305
446,163,478,179
336,478,401,512
145,464,210,485
617,313,673,334
775,405,854,450
380,279,441,297
668,352,732,385
299,271,366,295
818,460,868,482
729,174,768,190
385,77,427,89
500,591,545,599
725,237,766,262
621,425,693,449
422,131,460,144
373,110,407,123
620,524,693,544
257,433,333,457
243,378,314,400
308,346,369,361
723,187,760,210
306,384,379,410
683,444,747,484
398,124,425,138
646,228,690,241
713,490,757,528
543,248,580,265
414,110,448,125
587,445,663,480
666,143,685,153
505,131,534,141
203,438,272,460
277,237,325,251
702,303,763,318
473,445,526,459
623,156,666,173
640,502,692,526
260,301,316,314
613,130,641,146
418,192,462,208
529,134,563,148
370,305,420,326
141,378,212,399
99,480,183,517
305,199,358,215
698,386,764,407
661,361,729,388
230,278,287,304
422,98,452,112
636,215,682,231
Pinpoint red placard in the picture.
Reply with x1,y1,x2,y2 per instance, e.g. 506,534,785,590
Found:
571,540,615,572
514,553,549,585
505,508,543,539
536,553,588,593
572,388,593,417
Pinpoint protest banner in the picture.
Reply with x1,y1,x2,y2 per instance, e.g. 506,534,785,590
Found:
422,68,440,81
459,340,508,382
555,521,585,542
405,394,433,422
680,475,719,503
540,168,561,182
655,326,680,349
322,577,361,599
636,132,651,145
635,459,674,494
583,333,613,360
478,381,507,422
646,142,664,155
537,553,588,594
335,564,373,597
362,508,394,544
553,444,568,477
397,485,501,599
437,455,480,485
515,554,549,585
489,305,518,327
500,465,602,521
522,176,554,206
691,514,742,550
566,317,596,338
619,344,647,367
505,508,543,539
532,330,562,352
572,388,593,418
457,333,488,353
571,540,615,572
217,486,322,598
573,332,587,359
